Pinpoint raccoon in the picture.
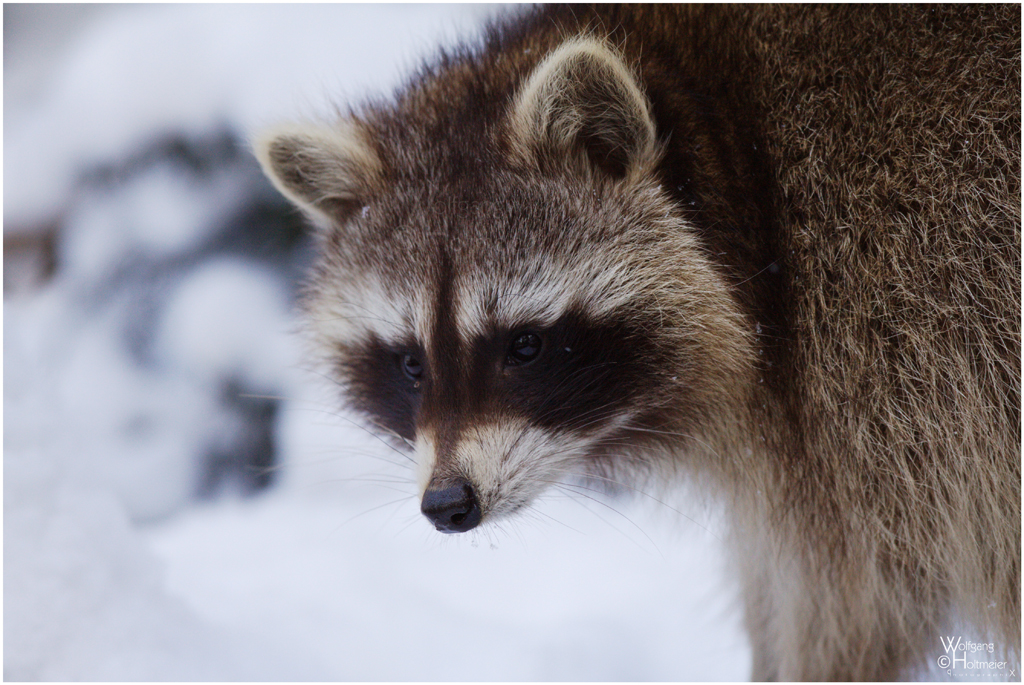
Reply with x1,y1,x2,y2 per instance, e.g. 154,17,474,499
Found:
255,5,1020,680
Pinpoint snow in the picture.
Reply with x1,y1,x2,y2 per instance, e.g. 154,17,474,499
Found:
154,258,295,391
5,5,751,681
144,487,746,681
5,4,502,228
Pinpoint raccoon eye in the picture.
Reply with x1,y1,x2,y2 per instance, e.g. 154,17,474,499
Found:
506,332,542,366
401,354,423,380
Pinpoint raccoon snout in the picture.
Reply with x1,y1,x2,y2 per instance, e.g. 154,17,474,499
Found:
421,477,482,534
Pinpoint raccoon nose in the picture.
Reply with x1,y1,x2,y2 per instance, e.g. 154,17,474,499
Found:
421,478,481,533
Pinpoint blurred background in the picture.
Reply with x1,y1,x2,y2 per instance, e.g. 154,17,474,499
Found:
4,5,750,680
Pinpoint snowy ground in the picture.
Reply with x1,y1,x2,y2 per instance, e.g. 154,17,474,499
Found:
4,5,751,680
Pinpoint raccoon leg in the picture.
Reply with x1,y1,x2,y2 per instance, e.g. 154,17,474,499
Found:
742,578,780,681
767,560,917,681
733,527,783,681
738,529,918,680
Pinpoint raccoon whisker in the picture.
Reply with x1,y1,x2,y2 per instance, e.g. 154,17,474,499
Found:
331,494,416,535
321,474,415,486
277,444,412,475
519,503,588,536
499,514,537,548
288,384,417,465
488,519,525,549
545,464,642,492
394,512,428,538
299,444,412,461
499,290,558,308
491,366,618,456
730,261,779,289
256,451,409,495
318,313,404,331
525,362,623,425
317,479,416,498
543,465,723,542
242,456,407,486
619,425,727,463
556,405,633,433
363,418,417,451
299,368,417,448
285,449,413,478
236,392,291,402
308,450,412,473
319,300,393,315
536,360,621,402
576,433,648,447
293,386,416,452
313,301,404,329
537,390,626,425
322,416,416,465
378,493,419,533
548,415,632,443
243,395,352,417
542,480,665,557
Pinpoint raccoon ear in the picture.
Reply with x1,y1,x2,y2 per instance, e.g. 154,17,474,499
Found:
253,122,381,223
511,37,658,178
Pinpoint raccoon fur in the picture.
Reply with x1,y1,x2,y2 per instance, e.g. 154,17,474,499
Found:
255,5,1020,680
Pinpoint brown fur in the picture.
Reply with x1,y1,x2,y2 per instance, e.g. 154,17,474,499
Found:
256,5,1020,680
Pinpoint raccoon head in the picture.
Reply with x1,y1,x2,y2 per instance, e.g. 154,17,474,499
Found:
256,37,752,534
